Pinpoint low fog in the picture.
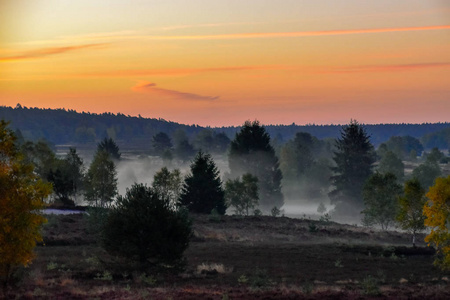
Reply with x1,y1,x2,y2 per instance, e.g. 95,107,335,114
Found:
112,154,343,222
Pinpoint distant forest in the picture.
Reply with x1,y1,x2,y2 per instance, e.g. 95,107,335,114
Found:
1,104,450,149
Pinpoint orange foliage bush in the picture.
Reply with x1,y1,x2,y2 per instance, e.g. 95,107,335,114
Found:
423,175,450,270
0,121,51,288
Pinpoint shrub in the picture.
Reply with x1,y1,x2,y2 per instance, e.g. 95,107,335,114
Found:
253,209,262,216
249,268,275,289
361,275,381,296
308,223,318,233
101,183,192,269
271,206,281,217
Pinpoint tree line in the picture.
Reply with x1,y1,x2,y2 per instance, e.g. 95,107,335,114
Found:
2,104,450,149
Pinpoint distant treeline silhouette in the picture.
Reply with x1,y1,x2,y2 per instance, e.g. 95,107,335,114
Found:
1,104,449,148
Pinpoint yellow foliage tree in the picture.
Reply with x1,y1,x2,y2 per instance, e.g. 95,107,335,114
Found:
0,121,52,289
423,175,450,270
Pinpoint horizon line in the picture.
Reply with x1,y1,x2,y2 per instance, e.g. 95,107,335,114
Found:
3,104,449,128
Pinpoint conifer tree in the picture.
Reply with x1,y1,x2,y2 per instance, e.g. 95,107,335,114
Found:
228,120,283,211
329,120,376,215
97,137,121,160
180,151,226,214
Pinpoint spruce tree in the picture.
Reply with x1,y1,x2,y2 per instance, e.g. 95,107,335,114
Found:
180,151,226,214
329,120,376,215
97,137,121,160
228,120,283,211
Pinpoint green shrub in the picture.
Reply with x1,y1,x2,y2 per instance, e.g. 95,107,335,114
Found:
101,183,192,269
253,209,262,216
361,275,381,296
249,268,275,289
308,222,318,233
271,206,281,217
95,270,113,281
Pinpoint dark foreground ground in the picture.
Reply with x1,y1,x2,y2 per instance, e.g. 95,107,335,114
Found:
4,213,449,299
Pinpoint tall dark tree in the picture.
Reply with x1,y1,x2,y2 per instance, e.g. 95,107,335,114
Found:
180,151,226,214
45,148,85,206
152,132,172,155
47,164,74,206
97,137,121,160
329,120,376,215
228,120,283,211
64,148,85,201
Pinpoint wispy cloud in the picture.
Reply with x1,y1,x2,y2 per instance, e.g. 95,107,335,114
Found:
160,21,272,31
12,24,450,47
81,65,284,78
132,81,219,101
0,43,108,62
142,25,450,40
327,62,450,74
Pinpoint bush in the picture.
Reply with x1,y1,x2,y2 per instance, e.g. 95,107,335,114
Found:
361,275,381,296
271,206,281,217
101,183,192,269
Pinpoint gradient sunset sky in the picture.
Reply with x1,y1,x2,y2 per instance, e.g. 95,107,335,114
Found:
1,0,449,126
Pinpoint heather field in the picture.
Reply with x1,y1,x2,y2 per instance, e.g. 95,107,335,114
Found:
4,213,449,299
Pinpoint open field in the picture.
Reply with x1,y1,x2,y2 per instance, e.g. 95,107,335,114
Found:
4,213,449,299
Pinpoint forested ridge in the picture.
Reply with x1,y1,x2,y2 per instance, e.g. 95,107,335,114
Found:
1,105,449,148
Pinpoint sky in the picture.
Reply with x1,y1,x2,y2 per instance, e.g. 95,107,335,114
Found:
0,0,449,126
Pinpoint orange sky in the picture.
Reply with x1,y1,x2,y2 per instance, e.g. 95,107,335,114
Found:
1,0,449,126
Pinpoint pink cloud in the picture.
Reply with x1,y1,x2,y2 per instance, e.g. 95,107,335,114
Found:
132,81,219,101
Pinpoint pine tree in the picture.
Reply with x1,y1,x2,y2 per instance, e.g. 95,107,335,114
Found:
180,151,226,214
228,120,283,211
97,137,121,160
329,120,376,215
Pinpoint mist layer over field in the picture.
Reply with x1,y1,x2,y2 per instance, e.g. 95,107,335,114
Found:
112,155,345,222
